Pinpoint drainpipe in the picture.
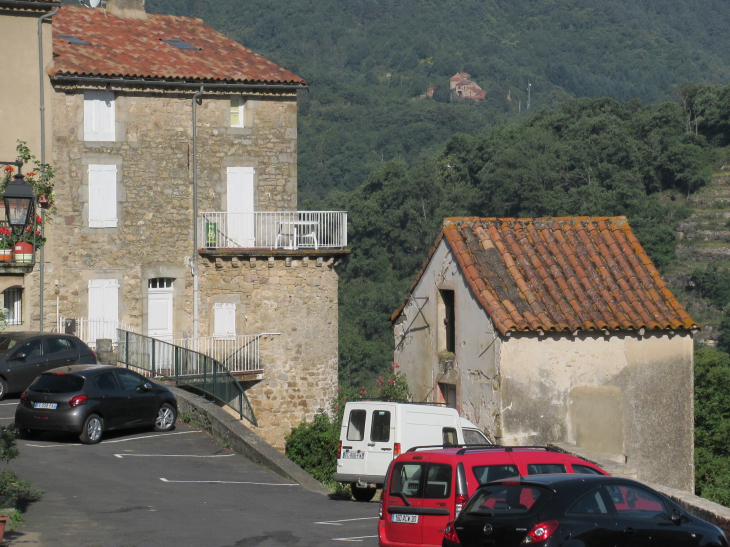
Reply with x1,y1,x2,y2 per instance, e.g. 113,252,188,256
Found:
38,5,60,332
192,86,204,341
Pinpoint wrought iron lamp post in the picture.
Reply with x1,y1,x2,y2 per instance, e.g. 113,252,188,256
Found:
0,160,37,255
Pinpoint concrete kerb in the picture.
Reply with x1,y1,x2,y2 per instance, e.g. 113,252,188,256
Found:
170,386,330,496
550,442,730,537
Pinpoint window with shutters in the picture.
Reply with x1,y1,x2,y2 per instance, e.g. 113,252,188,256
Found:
88,164,118,228
213,303,236,339
84,91,116,141
3,287,22,326
230,97,244,127
88,279,119,341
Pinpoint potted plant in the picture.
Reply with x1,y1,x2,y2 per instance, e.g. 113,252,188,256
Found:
13,142,55,212
0,229,12,263
13,218,44,264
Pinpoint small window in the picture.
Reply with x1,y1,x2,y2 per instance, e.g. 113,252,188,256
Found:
13,339,42,359
390,463,424,498
30,374,84,393
84,91,115,142
3,287,22,326
161,38,199,50
472,464,519,484
567,489,609,515
442,427,457,447
116,369,144,391
424,463,452,499
439,382,457,408
605,485,667,519
371,410,391,442
438,289,455,353
88,164,118,228
149,278,174,289
463,428,490,446
346,409,366,441
230,97,244,127
527,463,566,475
47,337,74,354
572,464,604,475
94,371,118,391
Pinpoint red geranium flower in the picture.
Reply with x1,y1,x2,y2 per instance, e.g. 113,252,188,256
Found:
3,166,13,173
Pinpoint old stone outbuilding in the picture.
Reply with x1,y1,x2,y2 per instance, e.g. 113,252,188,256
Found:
392,217,697,491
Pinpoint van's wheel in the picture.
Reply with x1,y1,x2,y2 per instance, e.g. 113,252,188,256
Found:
351,484,376,502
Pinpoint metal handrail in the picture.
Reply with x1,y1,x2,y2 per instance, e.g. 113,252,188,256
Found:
116,329,257,426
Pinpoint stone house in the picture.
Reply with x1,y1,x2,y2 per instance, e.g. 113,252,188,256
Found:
449,72,486,100
0,0,347,449
392,217,697,491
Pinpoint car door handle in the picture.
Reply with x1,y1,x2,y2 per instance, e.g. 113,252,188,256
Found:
102,395,110,399
382,448,392,451
367,443,376,446
624,528,637,536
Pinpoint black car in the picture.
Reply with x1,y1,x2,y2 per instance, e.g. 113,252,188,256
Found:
15,365,177,444
443,475,728,547
0,332,97,400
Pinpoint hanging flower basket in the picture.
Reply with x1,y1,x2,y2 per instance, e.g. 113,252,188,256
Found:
38,194,53,209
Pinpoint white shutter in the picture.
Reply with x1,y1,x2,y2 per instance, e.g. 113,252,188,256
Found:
88,279,119,342
226,167,255,247
214,303,236,339
88,164,118,228
84,91,115,142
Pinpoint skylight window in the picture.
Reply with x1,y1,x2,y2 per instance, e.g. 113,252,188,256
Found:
57,34,91,46
161,38,199,51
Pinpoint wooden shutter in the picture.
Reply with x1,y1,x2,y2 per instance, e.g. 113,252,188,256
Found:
83,92,98,141
84,91,115,141
226,167,255,246
88,279,119,341
88,164,118,228
214,303,236,339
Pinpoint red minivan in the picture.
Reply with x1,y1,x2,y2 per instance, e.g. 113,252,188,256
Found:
378,446,608,547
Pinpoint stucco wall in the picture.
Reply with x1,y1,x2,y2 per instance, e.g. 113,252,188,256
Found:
394,240,501,438
500,332,694,491
198,254,339,450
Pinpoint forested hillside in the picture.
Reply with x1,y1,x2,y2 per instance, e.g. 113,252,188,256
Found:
147,0,730,200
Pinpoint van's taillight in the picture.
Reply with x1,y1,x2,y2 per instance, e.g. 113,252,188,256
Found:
394,443,401,456
69,394,89,408
337,440,342,459
444,520,460,544
379,497,384,520
20,393,31,408
521,521,559,544
454,493,467,518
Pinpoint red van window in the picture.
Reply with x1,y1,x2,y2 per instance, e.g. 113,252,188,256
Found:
424,463,452,499
472,464,519,484
391,463,424,498
572,464,604,475
527,463,566,475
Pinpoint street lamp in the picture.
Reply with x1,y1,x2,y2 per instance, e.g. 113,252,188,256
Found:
3,172,35,235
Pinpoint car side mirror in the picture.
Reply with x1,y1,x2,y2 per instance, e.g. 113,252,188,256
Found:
671,509,683,523
137,382,153,392
13,353,26,361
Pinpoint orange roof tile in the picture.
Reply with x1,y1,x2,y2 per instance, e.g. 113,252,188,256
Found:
391,217,697,336
50,6,305,86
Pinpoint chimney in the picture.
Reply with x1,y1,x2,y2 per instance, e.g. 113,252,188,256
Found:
106,0,148,19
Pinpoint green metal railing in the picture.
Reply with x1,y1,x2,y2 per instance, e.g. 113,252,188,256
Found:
117,329,257,426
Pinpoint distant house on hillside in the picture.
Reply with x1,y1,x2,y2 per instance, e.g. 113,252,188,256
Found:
392,216,698,492
450,72,486,100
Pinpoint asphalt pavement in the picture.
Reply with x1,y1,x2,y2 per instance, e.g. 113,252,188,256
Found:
0,397,380,547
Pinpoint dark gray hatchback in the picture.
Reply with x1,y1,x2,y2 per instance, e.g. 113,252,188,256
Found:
0,332,97,400
15,365,177,444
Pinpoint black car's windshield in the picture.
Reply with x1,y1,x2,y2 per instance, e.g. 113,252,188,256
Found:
465,484,552,516
29,374,85,393
0,337,21,355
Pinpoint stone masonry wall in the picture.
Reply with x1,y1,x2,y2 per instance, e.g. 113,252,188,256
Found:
198,254,340,450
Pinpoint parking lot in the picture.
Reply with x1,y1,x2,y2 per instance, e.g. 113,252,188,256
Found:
0,398,379,547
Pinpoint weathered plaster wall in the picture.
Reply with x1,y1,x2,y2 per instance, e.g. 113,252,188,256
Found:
394,240,501,438
198,254,339,450
500,332,694,491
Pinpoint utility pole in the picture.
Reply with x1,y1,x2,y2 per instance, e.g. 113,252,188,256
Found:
527,81,531,110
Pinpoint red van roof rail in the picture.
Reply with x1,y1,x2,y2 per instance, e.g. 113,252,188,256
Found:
455,445,557,456
406,443,496,453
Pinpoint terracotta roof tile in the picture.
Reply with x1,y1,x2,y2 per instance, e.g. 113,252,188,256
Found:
50,6,305,86
391,217,697,336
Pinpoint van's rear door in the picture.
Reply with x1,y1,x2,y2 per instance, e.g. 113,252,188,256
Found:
339,406,368,478
364,404,396,479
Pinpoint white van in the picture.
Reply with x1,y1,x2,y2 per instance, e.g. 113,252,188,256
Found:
333,401,491,501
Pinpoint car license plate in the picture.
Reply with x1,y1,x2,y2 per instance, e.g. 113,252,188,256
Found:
33,402,57,410
391,514,418,524
343,451,364,459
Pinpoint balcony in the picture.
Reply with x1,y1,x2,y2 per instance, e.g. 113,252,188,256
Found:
199,211,347,253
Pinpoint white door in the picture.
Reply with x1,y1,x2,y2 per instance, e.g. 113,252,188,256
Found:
148,280,174,342
364,404,397,478
226,167,255,247
88,279,119,343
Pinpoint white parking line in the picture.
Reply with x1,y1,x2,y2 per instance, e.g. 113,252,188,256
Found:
25,430,201,448
332,536,378,542
0,417,14,420
115,453,235,459
315,517,380,526
160,478,298,486
0,403,18,406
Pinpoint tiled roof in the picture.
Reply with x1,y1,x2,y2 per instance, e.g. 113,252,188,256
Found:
392,217,697,336
50,6,306,86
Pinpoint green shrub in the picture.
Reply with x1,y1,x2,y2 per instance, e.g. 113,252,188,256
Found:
285,410,340,486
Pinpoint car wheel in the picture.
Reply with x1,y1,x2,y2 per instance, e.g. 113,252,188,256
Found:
0,377,8,402
154,403,176,432
79,414,103,444
351,485,377,502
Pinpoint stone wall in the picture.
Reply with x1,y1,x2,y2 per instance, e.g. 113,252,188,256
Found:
198,253,340,450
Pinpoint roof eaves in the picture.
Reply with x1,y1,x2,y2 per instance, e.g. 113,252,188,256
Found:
0,0,60,10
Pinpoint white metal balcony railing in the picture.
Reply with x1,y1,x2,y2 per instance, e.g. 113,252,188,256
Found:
199,211,347,250
172,334,277,374
57,317,131,347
